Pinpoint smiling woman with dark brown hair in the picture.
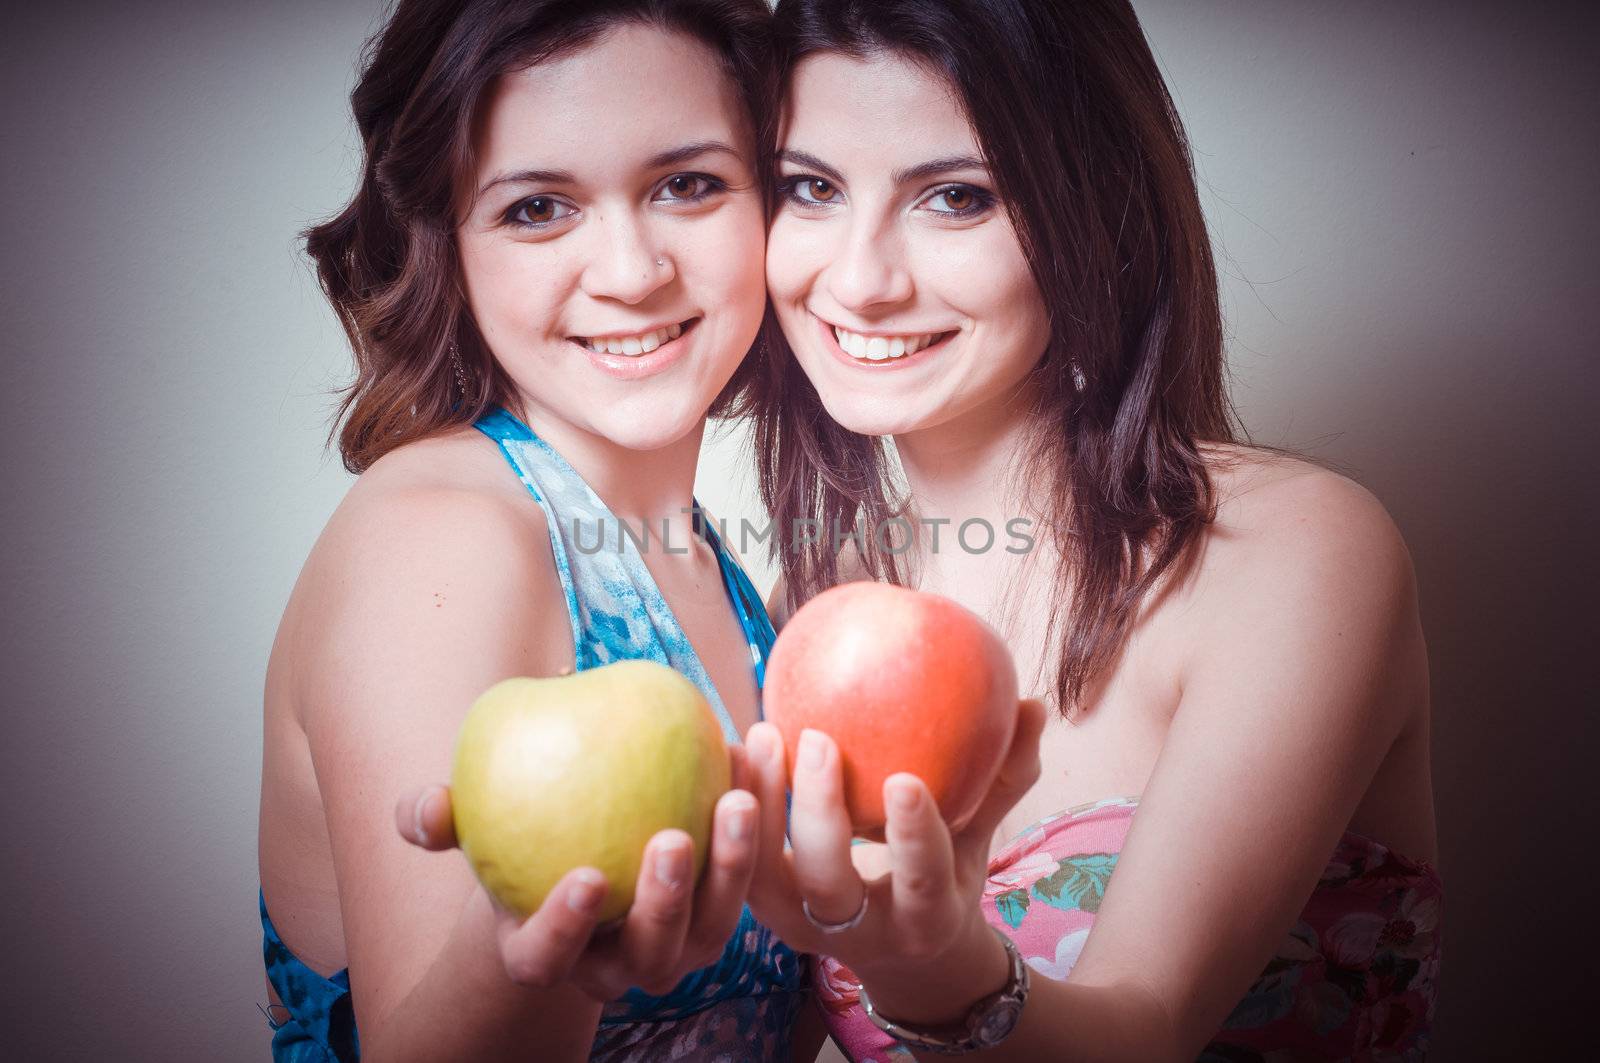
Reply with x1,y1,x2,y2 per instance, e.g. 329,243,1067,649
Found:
739,1,1442,1060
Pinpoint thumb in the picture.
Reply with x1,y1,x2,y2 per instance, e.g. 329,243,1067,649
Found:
952,697,1047,862
395,784,459,851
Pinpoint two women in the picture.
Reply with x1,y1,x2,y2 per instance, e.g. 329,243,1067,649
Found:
261,0,1440,1059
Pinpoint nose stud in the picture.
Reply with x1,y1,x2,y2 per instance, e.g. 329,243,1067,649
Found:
656,258,666,267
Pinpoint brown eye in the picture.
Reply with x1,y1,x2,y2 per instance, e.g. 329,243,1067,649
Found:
941,188,973,211
809,179,837,202
506,195,576,228
666,175,698,199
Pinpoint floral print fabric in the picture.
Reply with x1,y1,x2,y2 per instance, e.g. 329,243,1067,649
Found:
818,796,1441,1062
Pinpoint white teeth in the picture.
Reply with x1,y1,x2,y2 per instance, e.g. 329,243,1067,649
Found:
581,322,686,357
831,325,946,361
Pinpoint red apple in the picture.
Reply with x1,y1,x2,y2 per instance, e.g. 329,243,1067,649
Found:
763,582,1020,840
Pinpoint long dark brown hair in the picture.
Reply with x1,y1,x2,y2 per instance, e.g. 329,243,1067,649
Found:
744,0,1267,717
306,0,774,473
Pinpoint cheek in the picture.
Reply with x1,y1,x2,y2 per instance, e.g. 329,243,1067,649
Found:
461,241,565,345
765,216,824,307
926,231,1047,348
681,204,767,312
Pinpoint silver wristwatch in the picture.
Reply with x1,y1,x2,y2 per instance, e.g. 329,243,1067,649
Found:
857,927,1031,1054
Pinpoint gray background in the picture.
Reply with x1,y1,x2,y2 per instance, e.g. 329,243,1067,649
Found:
2,1,1594,1058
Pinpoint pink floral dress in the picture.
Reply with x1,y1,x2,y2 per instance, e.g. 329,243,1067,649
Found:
817,796,1442,1062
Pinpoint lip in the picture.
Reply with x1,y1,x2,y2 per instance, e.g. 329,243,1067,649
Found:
573,317,699,382
815,312,956,371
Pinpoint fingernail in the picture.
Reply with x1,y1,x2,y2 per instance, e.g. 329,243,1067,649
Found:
568,869,605,911
725,795,754,841
413,786,441,845
888,777,921,814
655,840,690,889
799,729,826,771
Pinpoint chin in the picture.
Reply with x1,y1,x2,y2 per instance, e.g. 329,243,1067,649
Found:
590,403,704,452
813,390,931,439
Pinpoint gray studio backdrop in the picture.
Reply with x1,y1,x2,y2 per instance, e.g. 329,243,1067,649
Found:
2,1,1594,1059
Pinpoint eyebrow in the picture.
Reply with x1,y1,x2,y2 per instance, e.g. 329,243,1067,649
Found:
475,139,745,201
778,149,990,187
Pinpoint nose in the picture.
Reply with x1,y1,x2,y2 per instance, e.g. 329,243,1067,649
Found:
825,223,914,314
579,209,675,305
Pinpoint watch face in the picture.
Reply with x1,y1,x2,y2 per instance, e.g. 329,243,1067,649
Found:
974,1000,1023,1045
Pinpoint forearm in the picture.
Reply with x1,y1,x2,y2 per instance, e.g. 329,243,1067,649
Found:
361,888,604,1063
857,926,1182,1063
936,976,1181,1063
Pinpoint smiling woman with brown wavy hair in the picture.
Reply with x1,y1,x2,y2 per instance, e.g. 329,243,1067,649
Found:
257,2,825,1061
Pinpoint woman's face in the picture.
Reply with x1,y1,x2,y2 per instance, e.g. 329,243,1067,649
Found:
457,24,765,451
766,51,1051,438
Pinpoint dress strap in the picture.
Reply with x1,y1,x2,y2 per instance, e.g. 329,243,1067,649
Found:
470,406,761,744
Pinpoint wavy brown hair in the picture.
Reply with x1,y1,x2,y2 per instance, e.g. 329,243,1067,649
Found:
744,0,1285,717
306,0,774,473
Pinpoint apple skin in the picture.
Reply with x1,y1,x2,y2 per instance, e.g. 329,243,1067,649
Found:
763,582,1020,841
451,659,730,923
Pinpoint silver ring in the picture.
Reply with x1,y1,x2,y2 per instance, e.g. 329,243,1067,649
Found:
802,891,869,934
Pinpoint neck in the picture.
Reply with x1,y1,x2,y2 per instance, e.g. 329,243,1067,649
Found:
508,397,706,550
891,377,1053,594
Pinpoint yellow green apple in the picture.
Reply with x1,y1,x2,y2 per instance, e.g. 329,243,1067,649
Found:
450,659,731,922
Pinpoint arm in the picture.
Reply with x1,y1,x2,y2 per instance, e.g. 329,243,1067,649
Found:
300,484,602,1062
1028,477,1426,1057
758,472,1428,1061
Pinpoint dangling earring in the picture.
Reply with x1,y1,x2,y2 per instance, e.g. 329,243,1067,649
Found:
1069,360,1086,392
450,341,471,398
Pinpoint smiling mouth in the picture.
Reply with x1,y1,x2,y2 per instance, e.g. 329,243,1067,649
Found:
830,323,957,362
571,317,699,357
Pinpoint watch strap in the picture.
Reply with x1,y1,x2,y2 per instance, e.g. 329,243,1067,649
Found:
857,926,1031,1054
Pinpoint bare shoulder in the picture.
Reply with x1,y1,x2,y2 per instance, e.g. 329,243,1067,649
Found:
1198,443,1415,589
334,424,550,563
1179,443,1424,722
284,425,569,722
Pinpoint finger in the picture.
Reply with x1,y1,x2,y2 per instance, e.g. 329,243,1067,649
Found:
789,728,867,925
953,698,1048,866
682,788,759,967
742,723,813,945
882,773,958,924
616,829,696,994
394,784,458,851
494,867,608,988
745,723,799,896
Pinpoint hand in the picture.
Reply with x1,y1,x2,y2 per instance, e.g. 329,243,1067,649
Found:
744,699,1047,988
393,746,759,1002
